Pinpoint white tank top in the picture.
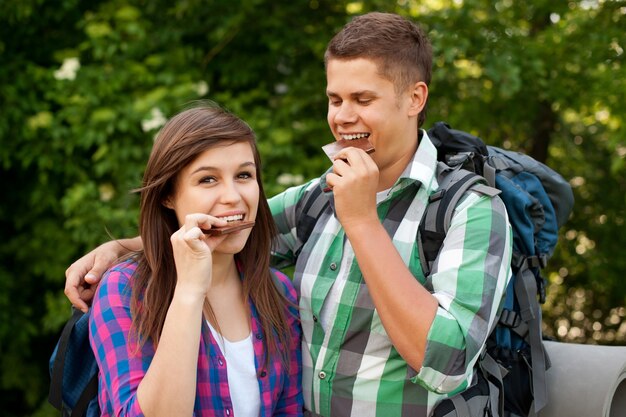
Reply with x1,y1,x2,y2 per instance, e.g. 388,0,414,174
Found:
207,321,261,417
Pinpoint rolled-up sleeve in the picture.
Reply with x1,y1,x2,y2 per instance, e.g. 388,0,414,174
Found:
414,192,512,394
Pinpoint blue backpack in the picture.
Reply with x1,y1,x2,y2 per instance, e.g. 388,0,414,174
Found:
295,122,574,417
48,307,99,417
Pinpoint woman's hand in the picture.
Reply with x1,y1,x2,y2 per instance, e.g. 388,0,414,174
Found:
169,213,228,298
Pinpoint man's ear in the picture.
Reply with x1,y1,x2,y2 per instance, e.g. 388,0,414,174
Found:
407,81,428,117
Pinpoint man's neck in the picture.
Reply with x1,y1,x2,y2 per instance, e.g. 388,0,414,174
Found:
376,131,421,191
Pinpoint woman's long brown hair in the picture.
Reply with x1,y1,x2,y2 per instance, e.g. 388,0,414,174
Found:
131,103,291,367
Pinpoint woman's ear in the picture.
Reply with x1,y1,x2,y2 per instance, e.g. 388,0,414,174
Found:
162,197,173,210
407,81,428,117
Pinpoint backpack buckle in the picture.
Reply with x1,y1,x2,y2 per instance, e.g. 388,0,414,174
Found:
444,152,473,168
526,255,547,269
499,309,521,328
429,189,445,203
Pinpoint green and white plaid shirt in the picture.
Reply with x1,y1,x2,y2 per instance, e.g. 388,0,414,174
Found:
269,131,512,417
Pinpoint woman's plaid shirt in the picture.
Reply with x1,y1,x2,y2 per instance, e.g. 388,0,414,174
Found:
89,261,303,416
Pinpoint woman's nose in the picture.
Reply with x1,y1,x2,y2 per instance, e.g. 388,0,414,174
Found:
219,181,242,204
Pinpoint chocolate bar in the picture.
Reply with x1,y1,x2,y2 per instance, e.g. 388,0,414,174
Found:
321,136,375,191
322,136,375,161
202,220,255,236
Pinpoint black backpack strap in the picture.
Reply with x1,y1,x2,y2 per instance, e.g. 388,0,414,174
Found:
71,375,98,417
418,162,500,277
449,395,471,417
49,307,84,410
295,184,330,257
514,260,549,414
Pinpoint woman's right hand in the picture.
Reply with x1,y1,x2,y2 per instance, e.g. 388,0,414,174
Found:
169,213,228,298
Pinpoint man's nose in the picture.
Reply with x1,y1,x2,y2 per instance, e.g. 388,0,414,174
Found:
334,102,357,124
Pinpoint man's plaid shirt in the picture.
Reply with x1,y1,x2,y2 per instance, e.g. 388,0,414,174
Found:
269,131,512,417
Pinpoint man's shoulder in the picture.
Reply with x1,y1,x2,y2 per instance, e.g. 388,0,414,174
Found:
271,177,321,200
269,178,325,217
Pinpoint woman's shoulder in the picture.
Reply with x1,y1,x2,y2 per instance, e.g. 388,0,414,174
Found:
104,258,138,282
97,258,139,299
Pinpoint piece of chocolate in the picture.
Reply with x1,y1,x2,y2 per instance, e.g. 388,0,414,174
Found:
202,220,255,236
321,136,375,161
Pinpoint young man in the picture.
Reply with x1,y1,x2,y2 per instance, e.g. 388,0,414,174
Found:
65,12,512,417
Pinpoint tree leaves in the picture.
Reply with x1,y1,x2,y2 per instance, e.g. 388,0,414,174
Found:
0,1,623,415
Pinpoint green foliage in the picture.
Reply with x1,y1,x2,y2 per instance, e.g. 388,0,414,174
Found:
0,1,623,415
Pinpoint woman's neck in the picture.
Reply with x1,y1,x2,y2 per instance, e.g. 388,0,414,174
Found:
209,254,239,289
205,254,249,340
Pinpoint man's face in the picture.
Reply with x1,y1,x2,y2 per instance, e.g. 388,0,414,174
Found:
326,57,421,171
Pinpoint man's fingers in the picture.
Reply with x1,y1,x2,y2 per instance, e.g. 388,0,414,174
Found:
84,264,108,284
85,272,98,283
64,284,89,313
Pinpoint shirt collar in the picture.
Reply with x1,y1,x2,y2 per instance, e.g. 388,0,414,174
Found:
392,129,439,195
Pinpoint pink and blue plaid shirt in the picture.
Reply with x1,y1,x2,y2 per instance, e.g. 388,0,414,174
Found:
89,260,303,417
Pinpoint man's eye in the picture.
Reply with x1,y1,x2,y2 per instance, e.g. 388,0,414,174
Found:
329,99,342,106
357,99,372,105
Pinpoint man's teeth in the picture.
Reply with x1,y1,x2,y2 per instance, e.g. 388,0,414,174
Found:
219,215,244,222
342,133,370,140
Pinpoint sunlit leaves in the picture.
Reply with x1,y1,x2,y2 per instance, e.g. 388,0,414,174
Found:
0,1,624,415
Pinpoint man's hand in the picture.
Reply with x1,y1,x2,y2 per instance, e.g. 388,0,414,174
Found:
64,238,141,312
325,147,379,230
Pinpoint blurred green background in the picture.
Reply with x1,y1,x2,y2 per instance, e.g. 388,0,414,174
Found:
1,0,624,415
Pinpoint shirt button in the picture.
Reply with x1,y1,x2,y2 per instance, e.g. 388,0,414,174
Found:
313,315,318,322
260,371,267,377
256,332,263,340
225,409,231,416
329,262,337,271
319,371,327,379
218,359,224,366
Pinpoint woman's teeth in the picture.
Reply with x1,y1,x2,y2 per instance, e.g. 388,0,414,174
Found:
219,215,244,222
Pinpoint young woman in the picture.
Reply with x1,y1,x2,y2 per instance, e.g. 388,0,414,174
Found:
88,104,302,417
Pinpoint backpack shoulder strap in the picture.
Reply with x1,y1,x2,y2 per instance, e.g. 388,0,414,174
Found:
71,377,98,417
513,260,550,414
49,307,84,409
418,162,500,277
49,307,99,417
294,184,330,256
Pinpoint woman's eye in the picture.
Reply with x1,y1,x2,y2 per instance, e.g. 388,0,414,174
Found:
237,171,253,180
200,176,216,184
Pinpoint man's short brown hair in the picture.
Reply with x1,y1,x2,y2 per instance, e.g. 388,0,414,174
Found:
324,12,432,127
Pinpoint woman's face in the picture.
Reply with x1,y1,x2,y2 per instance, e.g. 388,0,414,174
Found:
167,141,260,255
